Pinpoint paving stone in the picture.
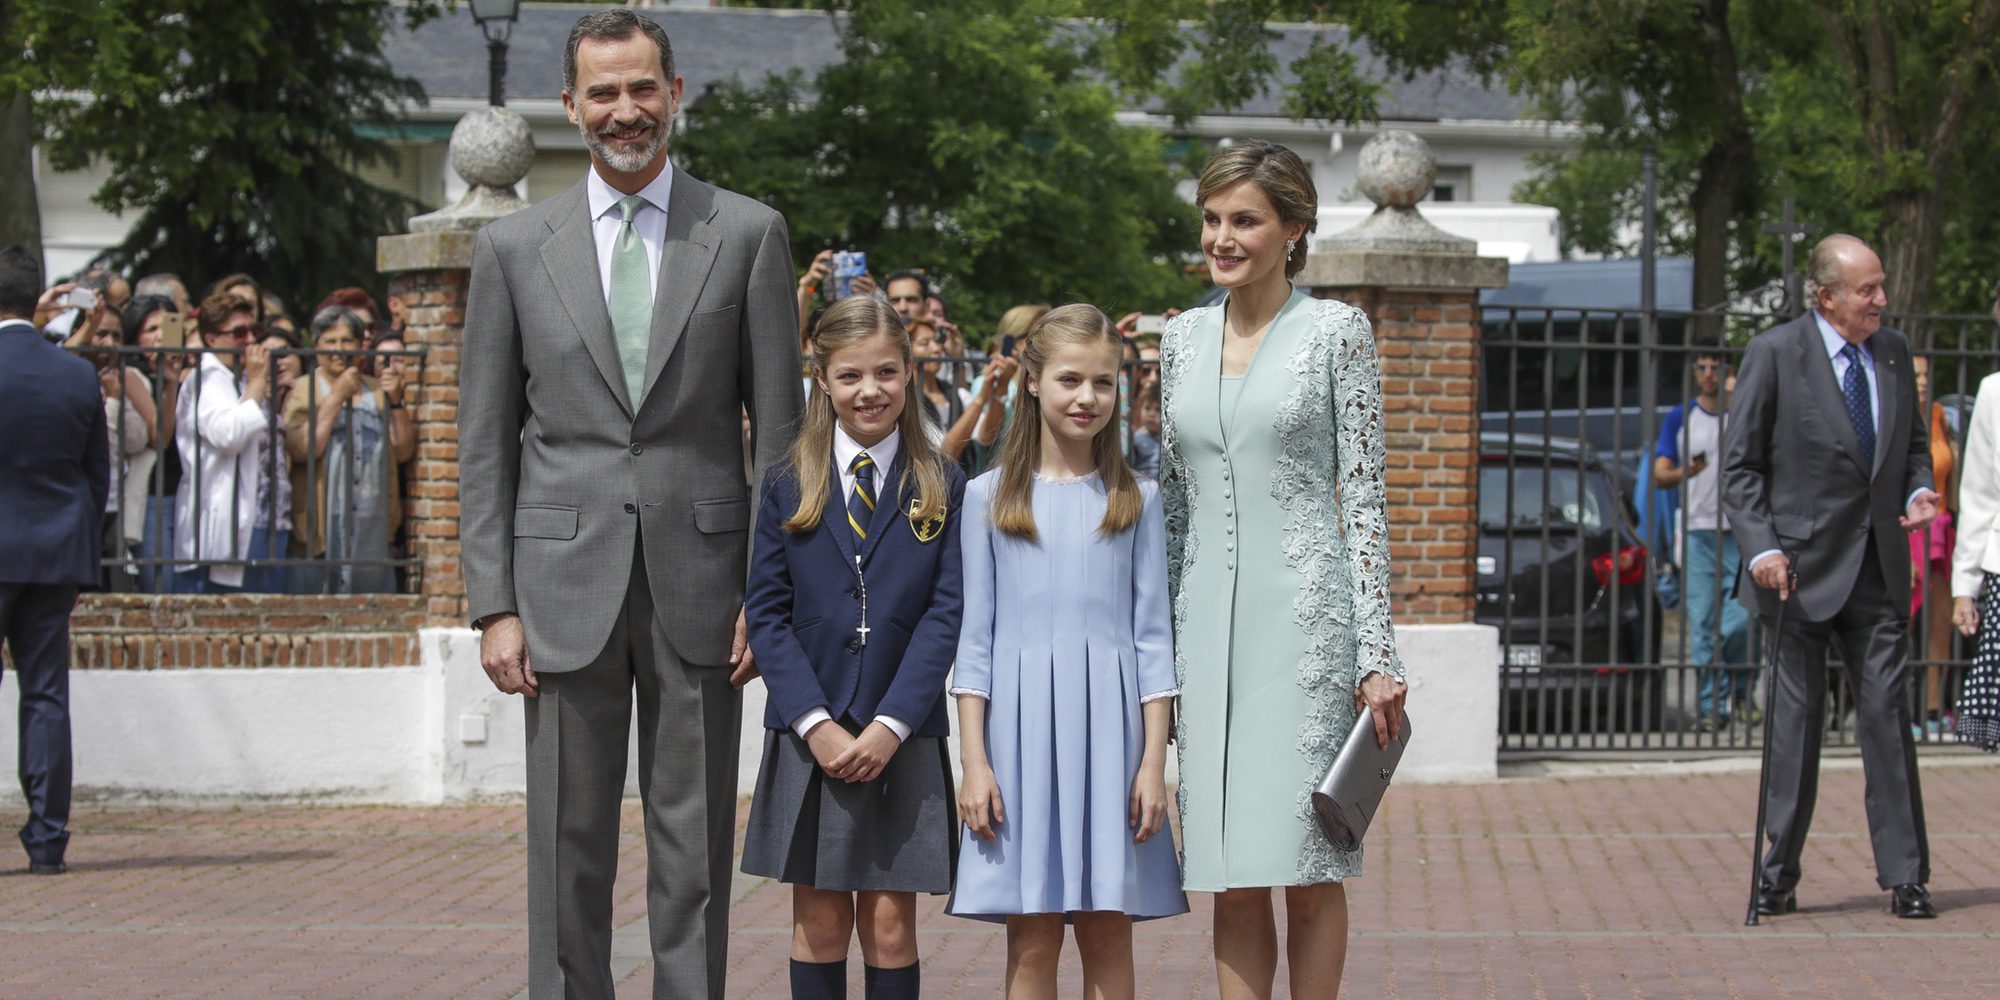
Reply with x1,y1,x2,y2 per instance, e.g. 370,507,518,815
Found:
3,760,1996,998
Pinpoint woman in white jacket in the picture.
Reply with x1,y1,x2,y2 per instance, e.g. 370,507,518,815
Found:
1949,371,2000,751
173,293,274,592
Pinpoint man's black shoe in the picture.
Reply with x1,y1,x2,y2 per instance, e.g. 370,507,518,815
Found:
27,861,66,876
1754,882,1796,916
1890,884,1936,918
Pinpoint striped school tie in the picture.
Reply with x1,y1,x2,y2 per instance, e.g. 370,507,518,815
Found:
847,451,876,546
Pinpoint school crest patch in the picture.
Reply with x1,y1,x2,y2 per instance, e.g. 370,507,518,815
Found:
908,499,947,543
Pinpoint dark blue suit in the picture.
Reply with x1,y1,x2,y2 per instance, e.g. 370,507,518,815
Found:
0,318,109,867
746,451,964,738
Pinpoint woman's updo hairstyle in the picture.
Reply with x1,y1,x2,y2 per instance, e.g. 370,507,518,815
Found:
1195,139,1319,280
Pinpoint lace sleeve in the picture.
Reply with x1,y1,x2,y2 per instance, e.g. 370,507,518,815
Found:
1156,309,1202,699
1332,306,1404,684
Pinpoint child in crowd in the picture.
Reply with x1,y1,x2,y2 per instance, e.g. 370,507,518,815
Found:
948,304,1186,999
741,296,967,1000
1128,379,1161,479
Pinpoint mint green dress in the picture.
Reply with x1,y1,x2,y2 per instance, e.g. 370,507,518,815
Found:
1160,289,1404,890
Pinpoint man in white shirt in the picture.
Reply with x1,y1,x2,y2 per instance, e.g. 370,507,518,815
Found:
459,10,803,998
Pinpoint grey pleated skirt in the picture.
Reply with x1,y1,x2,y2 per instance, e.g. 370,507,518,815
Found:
740,727,958,893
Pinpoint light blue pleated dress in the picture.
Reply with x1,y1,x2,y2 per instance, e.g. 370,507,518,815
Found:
946,469,1189,922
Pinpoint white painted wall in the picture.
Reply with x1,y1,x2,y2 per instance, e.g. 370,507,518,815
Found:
0,623,1495,804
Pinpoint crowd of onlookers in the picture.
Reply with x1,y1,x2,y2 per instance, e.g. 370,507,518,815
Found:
25,263,419,595
791,251,1170,481
23,250,1178,598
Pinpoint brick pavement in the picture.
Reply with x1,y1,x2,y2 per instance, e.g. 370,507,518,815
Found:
4,758,1997,999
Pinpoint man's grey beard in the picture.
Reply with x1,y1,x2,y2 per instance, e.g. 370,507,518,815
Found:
582,115,669,174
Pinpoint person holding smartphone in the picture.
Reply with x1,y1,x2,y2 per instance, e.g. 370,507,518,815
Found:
1654,340,1752,731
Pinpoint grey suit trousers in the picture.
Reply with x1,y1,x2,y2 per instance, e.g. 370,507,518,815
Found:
525,538,742,1000
1760,537,1930,892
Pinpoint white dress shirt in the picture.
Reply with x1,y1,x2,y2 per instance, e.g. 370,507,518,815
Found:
792,425,912,743
585,163,672,305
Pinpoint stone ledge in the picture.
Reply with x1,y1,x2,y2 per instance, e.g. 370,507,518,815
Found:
378,230,476,273
1300,248,1509,291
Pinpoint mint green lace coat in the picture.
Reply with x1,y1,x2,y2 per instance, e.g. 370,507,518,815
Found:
1160,289,1404,889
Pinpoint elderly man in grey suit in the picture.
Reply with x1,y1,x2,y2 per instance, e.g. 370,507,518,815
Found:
1722,234,1939,920
460,10,803,998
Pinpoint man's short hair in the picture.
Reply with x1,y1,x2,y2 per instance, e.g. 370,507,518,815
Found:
564,9,675,93
1804,233,1869,302
133,273,184,300
196,292,256,337
884,269,931,300
0,244,41,319
1689,336,1727,364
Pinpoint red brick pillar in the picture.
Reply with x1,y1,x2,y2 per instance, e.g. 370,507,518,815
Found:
1296,217,1504,624
379,230,475,626
1307,284,1490,623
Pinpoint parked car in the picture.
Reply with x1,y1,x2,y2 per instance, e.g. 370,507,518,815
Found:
1477,432,1665,725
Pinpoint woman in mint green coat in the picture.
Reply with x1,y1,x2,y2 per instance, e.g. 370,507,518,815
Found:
1161,140,1408,999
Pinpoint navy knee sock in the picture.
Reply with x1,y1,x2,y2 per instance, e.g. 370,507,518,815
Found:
791,958,846,1000
864,961,919,1000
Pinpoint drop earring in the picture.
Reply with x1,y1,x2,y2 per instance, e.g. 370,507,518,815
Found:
1286,238,1297,261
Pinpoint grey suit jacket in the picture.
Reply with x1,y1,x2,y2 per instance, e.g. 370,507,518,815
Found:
1721,313,1932,623
460,171,804,669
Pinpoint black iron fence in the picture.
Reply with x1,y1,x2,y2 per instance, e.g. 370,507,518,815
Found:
1481,304,1996,754
77,343,427,596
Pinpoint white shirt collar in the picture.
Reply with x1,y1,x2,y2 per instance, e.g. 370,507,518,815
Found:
834,424,900,481
586,161,674,223
0,317,38,338
1812,310,1871,361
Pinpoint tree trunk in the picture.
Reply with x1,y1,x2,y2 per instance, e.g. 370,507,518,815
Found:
1686,0,1755,340
1878,189,1945,345
0,92,43,268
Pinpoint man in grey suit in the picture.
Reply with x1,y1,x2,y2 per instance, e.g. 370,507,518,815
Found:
1722,234,1939,920
460,11,803,997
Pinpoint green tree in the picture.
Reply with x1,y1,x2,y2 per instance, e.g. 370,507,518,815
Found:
679,0,1203,337
1,0,444,304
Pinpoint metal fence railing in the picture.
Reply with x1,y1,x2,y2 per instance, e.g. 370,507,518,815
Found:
1480,305,1997,754
76,342,427,596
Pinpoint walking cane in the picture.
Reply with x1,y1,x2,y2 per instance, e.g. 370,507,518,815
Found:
1745,552,1798,926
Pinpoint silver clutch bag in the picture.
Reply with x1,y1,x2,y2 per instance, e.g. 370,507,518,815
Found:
1311,706,1412,852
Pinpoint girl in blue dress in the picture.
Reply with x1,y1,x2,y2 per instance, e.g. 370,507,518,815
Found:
948,304,1187,998
742,296,965,1000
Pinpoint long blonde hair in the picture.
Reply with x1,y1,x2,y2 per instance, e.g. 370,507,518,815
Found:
784,297,950,534
990,304,1142,541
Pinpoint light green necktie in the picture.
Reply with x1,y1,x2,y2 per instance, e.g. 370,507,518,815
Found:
609,194,653,406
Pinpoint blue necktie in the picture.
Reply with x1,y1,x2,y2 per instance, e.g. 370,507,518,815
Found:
847,451,876,546
1840,342,1875,467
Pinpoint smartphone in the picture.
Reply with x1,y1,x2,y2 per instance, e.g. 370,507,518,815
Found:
999,334,1017,358
157,312,187,348
1691,451,1707,465
1136,314,1167,335
64,287,98,311
829,250,868,301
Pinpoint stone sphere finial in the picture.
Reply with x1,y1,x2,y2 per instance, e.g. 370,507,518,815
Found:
450,107,535,190
409,107,536,234
1355,130,1435,209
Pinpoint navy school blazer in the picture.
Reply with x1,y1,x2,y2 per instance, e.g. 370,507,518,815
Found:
745,449,966,738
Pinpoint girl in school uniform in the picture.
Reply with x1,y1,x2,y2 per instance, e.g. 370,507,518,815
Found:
948,304,1187,998
741,295,966,1000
